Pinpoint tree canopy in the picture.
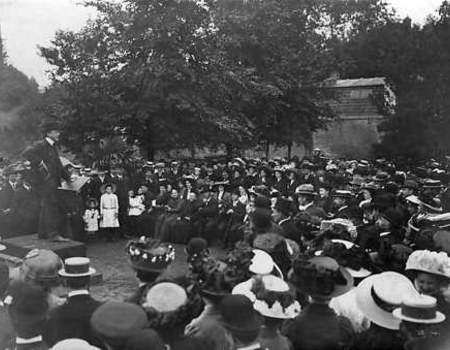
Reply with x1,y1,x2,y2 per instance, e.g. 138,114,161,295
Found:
40,0,398,159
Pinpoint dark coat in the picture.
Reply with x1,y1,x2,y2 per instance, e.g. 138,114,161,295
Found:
22,140,70,188
286,179,299,195
88,175,112,201
279,218,299,242
0,182,15,211
10,186,40,235
350,324,404,350
272,178,288,194
43,294,102,348
283,303,354,350
0,305,14,350
301,205,327,221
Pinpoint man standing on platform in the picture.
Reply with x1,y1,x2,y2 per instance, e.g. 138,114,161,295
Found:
22,121,71,242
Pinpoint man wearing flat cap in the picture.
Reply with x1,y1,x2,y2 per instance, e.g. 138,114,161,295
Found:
22,120,70,242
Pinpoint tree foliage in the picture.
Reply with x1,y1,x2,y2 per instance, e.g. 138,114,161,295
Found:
39,0,412,159
0,42,42,157
339,1,450,160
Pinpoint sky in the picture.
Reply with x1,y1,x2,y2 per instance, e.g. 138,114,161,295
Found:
0,0,445,87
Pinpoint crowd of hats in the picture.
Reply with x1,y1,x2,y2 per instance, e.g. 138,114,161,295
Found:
4,153,450,349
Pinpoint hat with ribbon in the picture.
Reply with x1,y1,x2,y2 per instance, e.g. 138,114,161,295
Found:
393,294,445,324
59,257,96,278
355,271,418,330
295,184,317,196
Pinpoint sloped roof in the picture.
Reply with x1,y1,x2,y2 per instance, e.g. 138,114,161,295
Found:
334,77,386,88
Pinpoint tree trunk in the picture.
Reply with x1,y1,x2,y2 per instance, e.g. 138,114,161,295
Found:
265,140,270,159
303,132,314,157
287,141,292,159
146,144,155,160
225,143,233,159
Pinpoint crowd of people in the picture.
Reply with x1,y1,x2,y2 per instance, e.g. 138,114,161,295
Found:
2,150,450,349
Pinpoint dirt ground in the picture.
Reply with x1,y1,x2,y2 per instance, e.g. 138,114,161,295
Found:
87,238,225,301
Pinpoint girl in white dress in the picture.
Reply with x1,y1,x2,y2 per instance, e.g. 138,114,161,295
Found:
100,184,120,241
83,198,100,240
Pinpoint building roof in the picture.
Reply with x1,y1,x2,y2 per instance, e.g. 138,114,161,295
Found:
334,77,386,88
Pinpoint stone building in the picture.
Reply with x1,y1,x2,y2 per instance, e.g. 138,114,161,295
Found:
313,77,395,158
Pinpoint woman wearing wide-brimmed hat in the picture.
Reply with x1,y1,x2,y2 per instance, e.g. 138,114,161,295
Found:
233,274,300,350
351,271,419,350
284,255,355,350
184,256,234,350
320,239,373,333
405,249,450,327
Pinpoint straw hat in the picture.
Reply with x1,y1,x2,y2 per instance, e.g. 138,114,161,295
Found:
355,272,418,330
393,294,445,324
59,257,96,278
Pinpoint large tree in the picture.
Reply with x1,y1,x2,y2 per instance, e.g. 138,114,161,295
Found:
41,0,254,159
41,0,400,159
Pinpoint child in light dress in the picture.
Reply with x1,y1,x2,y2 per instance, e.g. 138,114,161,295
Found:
100,184,120,241
83,198,100,241
127,190,145,237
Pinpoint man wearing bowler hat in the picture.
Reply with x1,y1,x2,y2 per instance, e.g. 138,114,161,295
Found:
44,257,102,348
22,120,71,242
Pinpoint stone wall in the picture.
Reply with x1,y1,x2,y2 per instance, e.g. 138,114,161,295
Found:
313,116,383,158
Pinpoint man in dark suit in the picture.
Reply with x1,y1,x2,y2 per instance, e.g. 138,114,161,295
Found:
272,197,298,242
10,179,40,236
43,257,102,348
0,166,18,236
196,186,219,244
88,168,112,201
22,123,71,241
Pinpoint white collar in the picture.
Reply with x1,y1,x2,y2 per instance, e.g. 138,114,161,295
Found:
299,202,313,211
16,335,43,344
0,301,4,307
278,217,291,225
238,343,262,350
68,290,89,298
45,137,55,146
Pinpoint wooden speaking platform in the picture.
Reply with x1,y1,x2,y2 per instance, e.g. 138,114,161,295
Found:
1,234,86,261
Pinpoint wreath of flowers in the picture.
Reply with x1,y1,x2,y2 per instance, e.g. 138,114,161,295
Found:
250,276,296,311
126,237,175,271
